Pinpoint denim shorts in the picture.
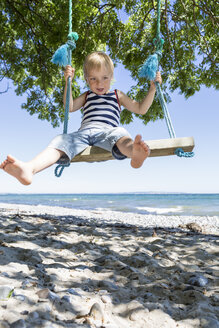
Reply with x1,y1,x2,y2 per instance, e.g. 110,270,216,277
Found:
48,123,131,164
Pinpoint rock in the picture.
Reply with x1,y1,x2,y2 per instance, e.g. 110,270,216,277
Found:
101,295,112,304
14,295,26,302
61,295,71,303
36,288,59,301
0,272,10,278
89,303,103,319
186,223,203,233
29,312,40,321
0,321,10,328
93,265,103,273
0,286,14,300
188,275,208,287
129,308,149,321
200,317,219,328
36,288,50,299
10,319,26,328
66,288,81,296
98,281,119,291
21,279,34,289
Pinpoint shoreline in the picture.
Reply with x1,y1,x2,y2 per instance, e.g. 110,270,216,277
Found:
0,202,219,234
0,203,219,327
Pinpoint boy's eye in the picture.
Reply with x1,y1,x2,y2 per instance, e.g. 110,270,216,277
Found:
104,76,109,80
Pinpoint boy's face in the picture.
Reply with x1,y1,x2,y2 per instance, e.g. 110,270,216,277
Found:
86,65,113,95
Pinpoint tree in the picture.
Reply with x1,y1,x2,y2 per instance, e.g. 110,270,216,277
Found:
0,0,218,127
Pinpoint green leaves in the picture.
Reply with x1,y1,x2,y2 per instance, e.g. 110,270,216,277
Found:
0,0,218,127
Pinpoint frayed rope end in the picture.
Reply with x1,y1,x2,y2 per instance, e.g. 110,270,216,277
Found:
138,53,159,81
51,44,68,67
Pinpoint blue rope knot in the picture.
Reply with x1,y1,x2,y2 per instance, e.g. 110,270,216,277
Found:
67,39,77,51
175,148,194,158
155,49,162,61
153,37,164,52
54,163,71,178
68,32,79,42
67,32,79,50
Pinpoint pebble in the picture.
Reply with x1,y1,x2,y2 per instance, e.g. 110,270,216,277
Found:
200,317,219,328
101,295,112,304
0,286,14,300
14,295,26,302
66,288,81,296
10,319,26,328
98,281,119,291
188,275,208,287
29,312,40,321
0,322,10,328
129,308,149,321
89,303,104,322
0,272,10,278
61,295,71,303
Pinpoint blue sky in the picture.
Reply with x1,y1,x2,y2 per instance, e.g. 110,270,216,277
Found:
0,63,218,194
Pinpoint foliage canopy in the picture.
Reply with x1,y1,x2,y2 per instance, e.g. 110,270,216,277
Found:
0,0,218,127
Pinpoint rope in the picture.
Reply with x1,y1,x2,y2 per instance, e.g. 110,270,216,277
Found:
155,82,176,139
54,162,71,178
139,0,194,158
174,148,194,157
51,0,79,177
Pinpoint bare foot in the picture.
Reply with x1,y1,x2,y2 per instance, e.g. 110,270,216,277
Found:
0,155,33,185
131,135,150,168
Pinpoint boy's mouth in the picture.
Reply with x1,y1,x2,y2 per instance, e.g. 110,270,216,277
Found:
96,88,104,93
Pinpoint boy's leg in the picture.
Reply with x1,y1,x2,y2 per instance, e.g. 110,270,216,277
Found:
0,147,64,185
116,134,150,168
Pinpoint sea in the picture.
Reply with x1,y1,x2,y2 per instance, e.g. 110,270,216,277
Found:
0,193,218,217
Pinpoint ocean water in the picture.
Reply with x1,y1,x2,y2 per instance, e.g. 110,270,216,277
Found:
0,193,218,216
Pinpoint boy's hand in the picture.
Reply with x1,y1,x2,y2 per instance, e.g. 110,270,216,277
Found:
64,65,75,82
150,71,162,88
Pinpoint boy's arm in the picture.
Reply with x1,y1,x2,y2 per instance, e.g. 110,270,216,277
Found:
63,65,86,112
118,71,162,115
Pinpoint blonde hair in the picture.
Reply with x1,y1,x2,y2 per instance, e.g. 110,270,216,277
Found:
83,52,114,78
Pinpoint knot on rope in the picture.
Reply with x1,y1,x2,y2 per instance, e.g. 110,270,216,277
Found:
51,32,79,67
153,37,164,52
174,148,194,158
67,40,77,51
67,32,79,50
68,32,79,42
155,49,162,59
54,163,71,178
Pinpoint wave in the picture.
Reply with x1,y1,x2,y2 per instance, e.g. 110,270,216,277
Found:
136,206,183,215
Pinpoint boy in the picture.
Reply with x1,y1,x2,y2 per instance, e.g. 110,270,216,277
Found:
0,51,162,185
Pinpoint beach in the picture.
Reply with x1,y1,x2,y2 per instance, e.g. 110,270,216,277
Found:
0,202,218,328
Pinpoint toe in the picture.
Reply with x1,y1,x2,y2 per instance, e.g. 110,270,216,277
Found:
7,154,16,163
134,135,142,143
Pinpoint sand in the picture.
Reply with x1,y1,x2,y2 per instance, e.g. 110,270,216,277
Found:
0,203,218,328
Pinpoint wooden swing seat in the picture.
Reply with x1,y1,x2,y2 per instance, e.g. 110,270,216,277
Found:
71,136,195,163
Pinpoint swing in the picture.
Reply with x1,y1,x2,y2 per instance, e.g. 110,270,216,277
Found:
51,0,194,177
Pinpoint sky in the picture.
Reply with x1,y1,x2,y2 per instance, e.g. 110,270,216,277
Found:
0,63,218,194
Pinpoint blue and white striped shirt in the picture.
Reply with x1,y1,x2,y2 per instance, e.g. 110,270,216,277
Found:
81,90,121,128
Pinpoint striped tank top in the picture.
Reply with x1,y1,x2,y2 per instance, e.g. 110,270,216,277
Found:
81,90,121,128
